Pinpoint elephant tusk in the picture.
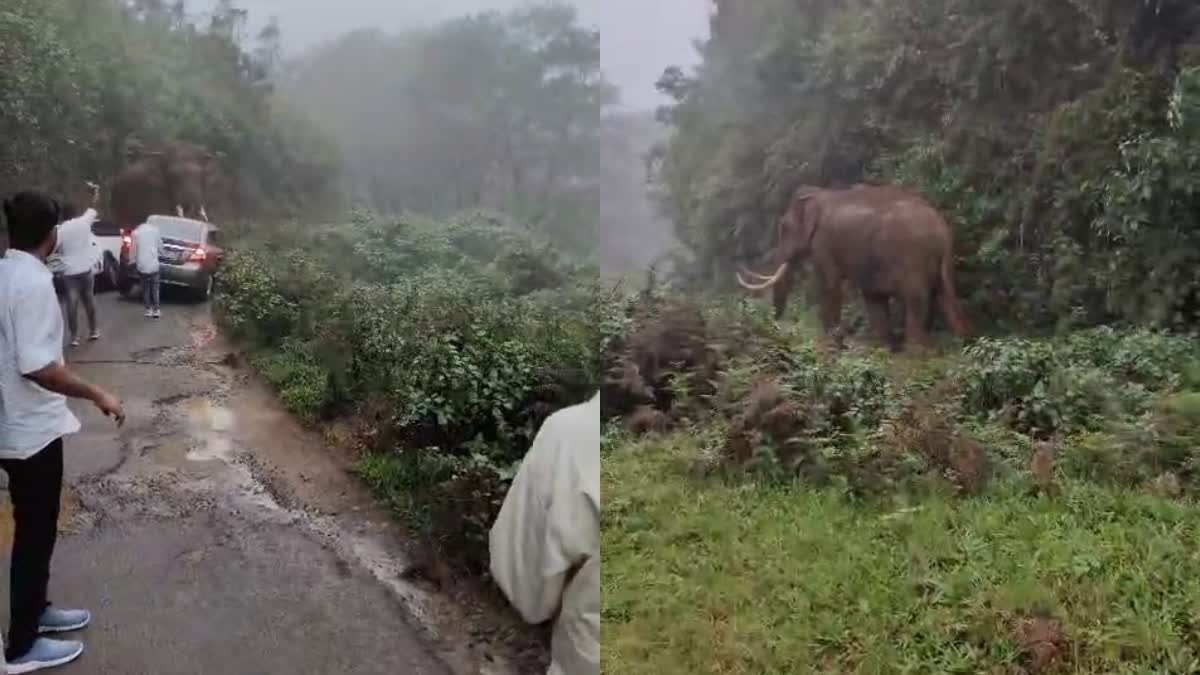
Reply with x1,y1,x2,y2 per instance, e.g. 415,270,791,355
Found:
199,205,209,222
736,262,789,291
741,268,776,281
175,204,184,217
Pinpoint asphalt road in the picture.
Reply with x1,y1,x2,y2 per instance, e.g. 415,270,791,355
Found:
0,290,492,674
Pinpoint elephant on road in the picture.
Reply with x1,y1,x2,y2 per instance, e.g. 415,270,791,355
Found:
737,184,969,351
108,142,221,230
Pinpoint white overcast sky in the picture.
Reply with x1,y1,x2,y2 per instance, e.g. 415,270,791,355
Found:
196,1,711,110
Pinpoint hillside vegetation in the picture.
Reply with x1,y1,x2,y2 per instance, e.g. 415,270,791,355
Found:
603,291,1200,673
219,211,615,571
604,2,1200,672
654,0,1200,330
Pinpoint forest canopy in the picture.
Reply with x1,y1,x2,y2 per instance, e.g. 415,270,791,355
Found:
656,0,1200,331
0,0,340,219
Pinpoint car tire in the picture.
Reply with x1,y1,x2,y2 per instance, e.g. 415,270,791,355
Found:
101,255,119,291
118,276,138,300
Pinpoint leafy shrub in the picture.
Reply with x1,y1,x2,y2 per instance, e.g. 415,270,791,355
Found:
219,212,604,571
215,250,299,345
250,343,329,421
957,330,1199,438
606,287,1200,496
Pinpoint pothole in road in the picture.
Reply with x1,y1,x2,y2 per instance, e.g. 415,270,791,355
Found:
185,397,236,463
130,346,175,362
142,396,239,471
0,487,89,547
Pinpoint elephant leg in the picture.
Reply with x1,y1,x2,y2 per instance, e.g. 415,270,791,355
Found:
863,291,896,352
771,262,798,320
926,287,938,333
901,289,932,352
817,276,844,350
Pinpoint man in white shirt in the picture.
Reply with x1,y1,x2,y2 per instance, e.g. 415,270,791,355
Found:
489,392,599,675
0,191,125,673
51,185,101,346
129,218,163,318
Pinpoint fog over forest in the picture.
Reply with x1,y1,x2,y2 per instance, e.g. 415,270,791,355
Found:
199,0,708,275
201,0,711,110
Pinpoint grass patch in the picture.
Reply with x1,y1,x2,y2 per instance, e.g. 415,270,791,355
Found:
603,432,1200,674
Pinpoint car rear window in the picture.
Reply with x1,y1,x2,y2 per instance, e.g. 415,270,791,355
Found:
156,219,206,242
92,220,121,237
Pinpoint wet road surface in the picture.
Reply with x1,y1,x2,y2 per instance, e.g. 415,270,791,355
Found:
0,291,521,674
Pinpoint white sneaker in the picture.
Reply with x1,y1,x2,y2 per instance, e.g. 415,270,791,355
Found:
144,309,153,318
6,637,84,673
152,309,161,319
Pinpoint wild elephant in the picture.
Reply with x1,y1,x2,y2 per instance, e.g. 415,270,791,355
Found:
108,142,221,231
736,184,969,351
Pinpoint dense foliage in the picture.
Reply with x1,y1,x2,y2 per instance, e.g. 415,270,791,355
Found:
0,0,339,218
281,5,614,256
605,291,1200,496
656,0,1200,330
218,211,613,570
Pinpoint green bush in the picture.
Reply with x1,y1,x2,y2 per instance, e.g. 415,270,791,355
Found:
249,344,329,422
215,250,299,345
956,329,1200,439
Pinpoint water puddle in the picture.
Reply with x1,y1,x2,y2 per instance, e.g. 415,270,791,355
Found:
185,398,236,463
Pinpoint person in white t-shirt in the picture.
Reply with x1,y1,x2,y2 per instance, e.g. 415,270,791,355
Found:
51,185,101,346
0,191,125,673
489,392,599,675
129,219,163,318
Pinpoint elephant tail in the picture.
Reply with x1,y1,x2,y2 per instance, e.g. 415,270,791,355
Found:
938,250,970,337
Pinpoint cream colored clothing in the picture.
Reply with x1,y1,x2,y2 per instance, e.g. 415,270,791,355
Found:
489,392,599,675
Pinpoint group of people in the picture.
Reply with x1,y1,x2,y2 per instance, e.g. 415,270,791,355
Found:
0,187,598,674
45,183,166,341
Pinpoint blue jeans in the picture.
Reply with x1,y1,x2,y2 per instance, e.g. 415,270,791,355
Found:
140,272,160,310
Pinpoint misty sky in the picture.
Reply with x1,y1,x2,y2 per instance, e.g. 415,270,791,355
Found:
198,1,710,110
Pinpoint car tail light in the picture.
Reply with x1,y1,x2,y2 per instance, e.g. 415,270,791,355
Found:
189,247,207,263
